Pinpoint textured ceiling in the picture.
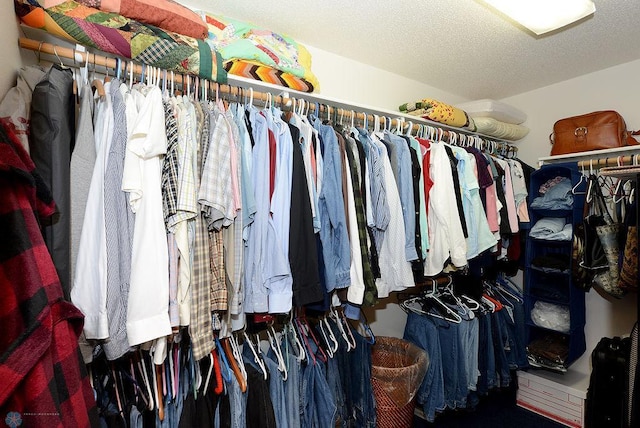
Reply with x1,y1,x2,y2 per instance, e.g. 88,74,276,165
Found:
180,0,640,100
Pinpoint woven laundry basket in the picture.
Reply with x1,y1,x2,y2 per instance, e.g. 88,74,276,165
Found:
371,336,429,428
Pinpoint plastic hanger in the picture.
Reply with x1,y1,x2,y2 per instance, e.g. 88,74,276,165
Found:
405,120,414,137
572,161,588,195
358,311,376,345
400,295,463,324
214,337,232,383
333,305,357,351
136,352,155,411
285,318,306,362
221,337,247,392
202,353,214,394
267,326,288,380
323,317,339,353
243,332,267,380
318,318,335,358
297,312,328,363
212,349,224,395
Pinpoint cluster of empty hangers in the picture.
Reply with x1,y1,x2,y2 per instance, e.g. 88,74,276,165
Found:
399,274,523,324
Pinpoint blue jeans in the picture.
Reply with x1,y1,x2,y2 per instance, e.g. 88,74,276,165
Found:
326,351,346,427
327,318,352,427
477,313,497,395
283,350,301,428
225,372,246,428
350,329,376,428
460,317,480,391
302,360,337,428
434,317,468,409
491,311,512,387
266,352,288,428
403,312,445,423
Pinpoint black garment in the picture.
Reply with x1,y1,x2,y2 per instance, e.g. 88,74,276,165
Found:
401,136,424,262
344,137,377,307
466,147,493,211
288,124,323,307
29,64,75,299
351,134,381,279
403,137,426,279
444,145,469,238
245,363,276,428
491,159,512,236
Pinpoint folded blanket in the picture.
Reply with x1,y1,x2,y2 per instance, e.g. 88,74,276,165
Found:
530,218,572,241
201,13,319,92
37,0,208,39
16,0,226,83
473,116,529,141
399,98,475,130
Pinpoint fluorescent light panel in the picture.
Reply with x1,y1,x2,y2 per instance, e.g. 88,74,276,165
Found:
484,0,596,35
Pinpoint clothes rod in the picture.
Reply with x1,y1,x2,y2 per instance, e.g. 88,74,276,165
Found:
18,36,516,152
577,155,640,170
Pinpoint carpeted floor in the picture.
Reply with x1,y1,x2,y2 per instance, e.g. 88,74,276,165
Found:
412,377,566,428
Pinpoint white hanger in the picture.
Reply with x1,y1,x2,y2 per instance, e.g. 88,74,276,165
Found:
243,332,267,380
404,121,413,137
351,110,356,129
324,317,339,353
395,117,403,134
138,354,155,411
202,353,214,393
267,326,288,381
286,321,306,362
229,334,248,384
373,114,380,133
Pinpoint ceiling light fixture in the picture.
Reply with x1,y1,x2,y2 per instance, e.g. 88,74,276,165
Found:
483,0,596,35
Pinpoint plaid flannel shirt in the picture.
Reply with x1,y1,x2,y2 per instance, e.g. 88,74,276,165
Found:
0,120,98,426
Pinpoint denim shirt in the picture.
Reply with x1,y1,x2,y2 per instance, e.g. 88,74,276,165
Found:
383,131,419,262
244,107,292,313
312,116,351,291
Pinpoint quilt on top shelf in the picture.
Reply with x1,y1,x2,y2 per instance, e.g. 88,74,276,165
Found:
15,0,227,83
201,13,319,93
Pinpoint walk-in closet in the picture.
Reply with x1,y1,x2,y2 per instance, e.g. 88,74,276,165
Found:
1,1,638,427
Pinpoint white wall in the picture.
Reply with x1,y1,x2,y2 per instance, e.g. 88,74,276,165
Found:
306,44,470,110
502,60,640,377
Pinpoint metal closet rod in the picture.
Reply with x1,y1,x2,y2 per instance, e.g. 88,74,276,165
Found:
18,36,516,152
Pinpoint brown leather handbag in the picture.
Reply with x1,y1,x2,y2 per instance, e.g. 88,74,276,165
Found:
550,110,638,156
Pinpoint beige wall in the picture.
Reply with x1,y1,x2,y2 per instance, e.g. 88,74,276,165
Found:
0,0,24,98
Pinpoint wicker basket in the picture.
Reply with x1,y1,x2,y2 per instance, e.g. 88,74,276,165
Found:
371,336,429,428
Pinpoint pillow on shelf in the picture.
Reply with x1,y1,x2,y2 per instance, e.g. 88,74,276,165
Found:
38,0,208,39
474,117,529,141
398,98,475,130
200,13,319,92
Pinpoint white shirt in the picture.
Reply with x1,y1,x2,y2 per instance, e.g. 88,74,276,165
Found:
122,85,172,348
424,143,467,276
71,82,113,340
345,149,366,305
371,136,415,298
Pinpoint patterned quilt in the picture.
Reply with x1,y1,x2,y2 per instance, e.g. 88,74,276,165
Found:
15,0,227,83
202,13,319,92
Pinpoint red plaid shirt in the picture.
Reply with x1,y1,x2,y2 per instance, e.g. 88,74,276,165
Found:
0,120,98,427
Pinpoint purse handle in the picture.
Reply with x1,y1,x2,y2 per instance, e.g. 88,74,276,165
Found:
586,174,613,224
